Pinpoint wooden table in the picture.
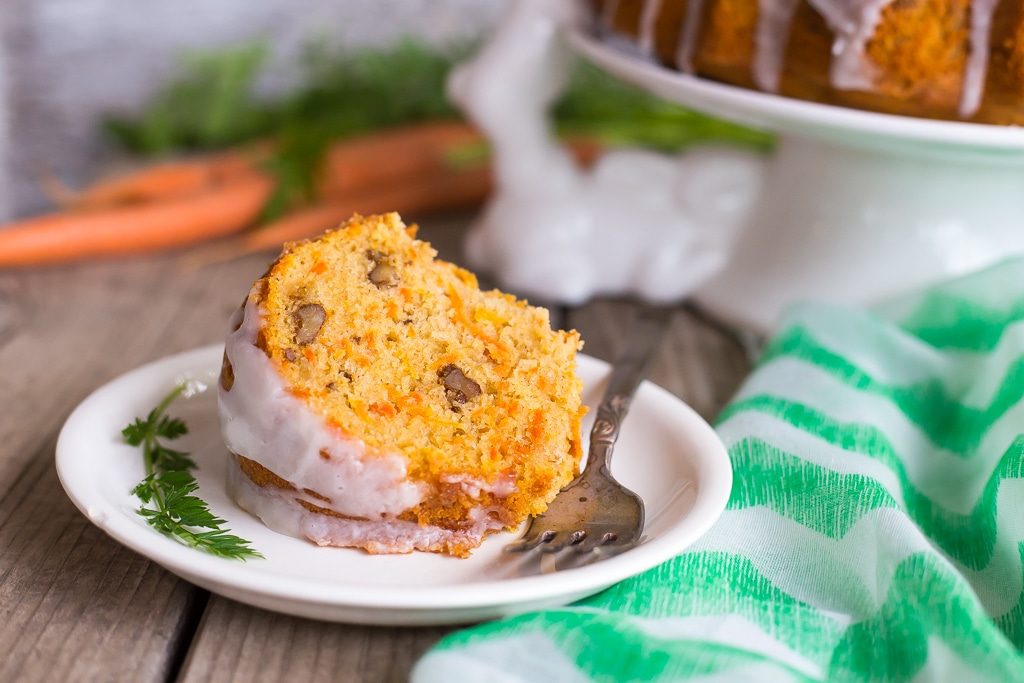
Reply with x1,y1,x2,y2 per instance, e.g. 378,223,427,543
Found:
0,214,750,682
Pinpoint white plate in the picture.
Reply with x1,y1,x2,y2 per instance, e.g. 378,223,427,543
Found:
56,344,731,625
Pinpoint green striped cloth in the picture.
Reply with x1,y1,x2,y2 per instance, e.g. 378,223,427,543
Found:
413,259,1024,682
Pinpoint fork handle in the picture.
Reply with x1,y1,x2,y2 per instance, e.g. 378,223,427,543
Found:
583,306,672,475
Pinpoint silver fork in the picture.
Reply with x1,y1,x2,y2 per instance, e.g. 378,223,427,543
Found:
505,306,672,555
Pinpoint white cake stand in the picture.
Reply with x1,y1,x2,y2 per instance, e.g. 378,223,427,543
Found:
569,29,1024,331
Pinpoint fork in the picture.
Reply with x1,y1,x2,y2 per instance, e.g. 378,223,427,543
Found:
506,306,672,555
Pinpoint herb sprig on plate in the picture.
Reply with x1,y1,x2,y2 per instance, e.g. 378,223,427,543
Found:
122,384,262,560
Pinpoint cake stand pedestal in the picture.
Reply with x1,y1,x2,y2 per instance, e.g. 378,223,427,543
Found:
570,30,1024,332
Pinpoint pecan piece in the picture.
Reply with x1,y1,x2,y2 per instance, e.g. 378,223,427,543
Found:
292,303,326,345
367,250,399,289
438,364,482,411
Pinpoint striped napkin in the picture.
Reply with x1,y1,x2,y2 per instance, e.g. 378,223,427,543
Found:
413,259,1024,682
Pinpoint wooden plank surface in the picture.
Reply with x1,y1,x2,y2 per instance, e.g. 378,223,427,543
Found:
0,242,286,682
0,213,751,682
179,600,450,683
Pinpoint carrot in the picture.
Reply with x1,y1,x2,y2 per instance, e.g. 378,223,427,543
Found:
10,122,605,268
45,123,475,212
0,173,273,267
45,122,599,213
186,134,607,268
315,121,483,198
316,125,601,197
565,136,604,168
249,165,491,251
187,165,492,269
43,151,267,211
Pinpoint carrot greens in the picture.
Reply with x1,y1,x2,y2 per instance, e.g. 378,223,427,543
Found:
103,39,771,218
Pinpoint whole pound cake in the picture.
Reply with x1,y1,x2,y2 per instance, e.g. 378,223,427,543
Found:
219,212,585,557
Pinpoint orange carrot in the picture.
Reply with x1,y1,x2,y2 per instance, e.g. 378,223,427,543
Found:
185,165,491,271
566,136,604,168
10,122,605,268
46,123,475,212
182,165,491,270
0,173,273,267
188,134,606,268
315,121,483,198
246,165,491,252
43,152,267,211
45,122,599,212
316,125,601,197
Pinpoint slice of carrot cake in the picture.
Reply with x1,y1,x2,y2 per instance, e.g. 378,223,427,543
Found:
218,212,585,557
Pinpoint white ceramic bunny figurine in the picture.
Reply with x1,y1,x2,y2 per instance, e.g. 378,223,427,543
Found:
448,0,767,304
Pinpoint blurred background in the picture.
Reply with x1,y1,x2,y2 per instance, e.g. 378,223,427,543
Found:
0,0,503,220
0,0,767,273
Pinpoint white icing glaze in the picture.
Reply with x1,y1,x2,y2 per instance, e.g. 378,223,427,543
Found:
674,0,707,73
219,298,425,520
227,458,508,554
440,472,518,499
753,0,801,92
813,0,893,92
449,0,765,304
961,0,999,117
637,0,664,57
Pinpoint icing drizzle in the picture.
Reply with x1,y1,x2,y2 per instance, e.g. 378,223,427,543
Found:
751,0,898,94
638,0,664,56
674,0,708,72
753,0,802,92
962,0,1000,117
815,0,892,92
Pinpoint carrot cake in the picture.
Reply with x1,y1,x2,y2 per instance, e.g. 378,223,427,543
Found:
592,0,1024,124
218,212,585,557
